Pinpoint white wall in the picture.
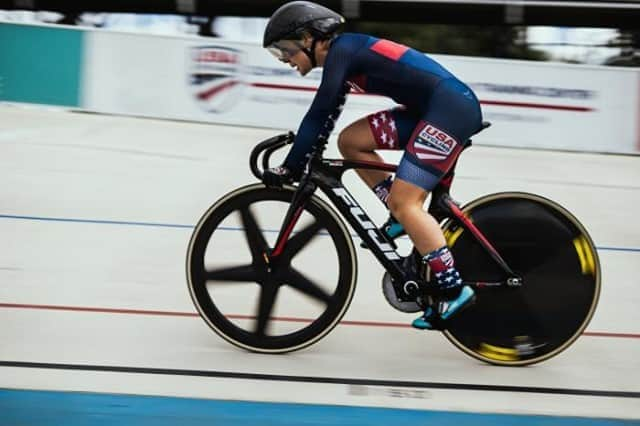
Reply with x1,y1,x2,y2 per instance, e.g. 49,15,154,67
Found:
81,29,640,154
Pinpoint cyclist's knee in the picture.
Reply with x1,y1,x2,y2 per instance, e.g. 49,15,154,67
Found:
337,129,352,157
338,124,362,158
338,119,376,158
388,181,429,223
388,192,418,222
387,193,401,219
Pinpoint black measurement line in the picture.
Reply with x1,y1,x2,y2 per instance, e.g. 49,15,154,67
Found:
1,361,638,399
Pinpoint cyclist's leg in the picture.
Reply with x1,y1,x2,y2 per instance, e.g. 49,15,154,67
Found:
388,179,445,254
337,118,387,188
338,107,416,206
388,79,482,328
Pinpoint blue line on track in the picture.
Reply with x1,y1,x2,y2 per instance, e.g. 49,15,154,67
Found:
0,389,634,426
0,214,194,229
1,213,639,253
595,246,640,253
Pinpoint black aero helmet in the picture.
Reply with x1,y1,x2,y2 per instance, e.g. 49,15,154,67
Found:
263,1,345,47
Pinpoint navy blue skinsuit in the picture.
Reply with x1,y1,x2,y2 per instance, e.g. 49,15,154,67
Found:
284,32,483,190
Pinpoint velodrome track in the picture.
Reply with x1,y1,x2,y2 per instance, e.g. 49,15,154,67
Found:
0,104,639,424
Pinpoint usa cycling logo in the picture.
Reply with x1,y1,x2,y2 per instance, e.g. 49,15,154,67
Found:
189,46,245,113
415,124,457,160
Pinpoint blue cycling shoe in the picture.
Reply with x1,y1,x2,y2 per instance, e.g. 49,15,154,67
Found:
383,216,406,239
412,307,436,330
439,285,476,320
360,215,406,249
412,286,476,330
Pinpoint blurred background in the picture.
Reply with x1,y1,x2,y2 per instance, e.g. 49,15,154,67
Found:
1,0,639,154
1,1,639,425
2,0,639,65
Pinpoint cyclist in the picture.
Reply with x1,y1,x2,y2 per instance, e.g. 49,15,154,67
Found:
262,1,482,329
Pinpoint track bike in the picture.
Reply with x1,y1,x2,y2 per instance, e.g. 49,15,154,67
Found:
186,124,600,366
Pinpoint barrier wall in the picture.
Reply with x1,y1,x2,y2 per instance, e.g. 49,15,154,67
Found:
0,23,83,106
2,21,639,154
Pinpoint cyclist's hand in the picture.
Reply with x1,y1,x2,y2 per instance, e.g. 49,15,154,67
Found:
262,165,293,187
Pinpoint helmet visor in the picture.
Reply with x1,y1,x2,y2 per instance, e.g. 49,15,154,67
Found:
267,39,304,62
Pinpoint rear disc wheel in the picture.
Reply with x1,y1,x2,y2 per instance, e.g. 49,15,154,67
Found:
441,192,600,366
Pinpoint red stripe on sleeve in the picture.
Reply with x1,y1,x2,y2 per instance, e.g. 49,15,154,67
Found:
370,39,409,61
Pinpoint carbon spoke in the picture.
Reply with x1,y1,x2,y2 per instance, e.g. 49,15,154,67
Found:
255,284,279,337
239,207,269,262
287,268,332,304
280,220,324,262
205,264,257,283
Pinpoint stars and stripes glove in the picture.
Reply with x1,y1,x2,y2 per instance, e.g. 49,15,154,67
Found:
262,165,293,187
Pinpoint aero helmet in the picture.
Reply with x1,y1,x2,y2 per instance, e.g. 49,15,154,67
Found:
263,1,345,66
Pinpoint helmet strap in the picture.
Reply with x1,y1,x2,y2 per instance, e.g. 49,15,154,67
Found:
301,38,319,68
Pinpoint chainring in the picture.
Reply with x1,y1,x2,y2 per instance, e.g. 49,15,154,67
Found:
381,271,423,313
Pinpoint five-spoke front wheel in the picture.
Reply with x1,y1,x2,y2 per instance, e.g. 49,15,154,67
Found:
186,184,357,353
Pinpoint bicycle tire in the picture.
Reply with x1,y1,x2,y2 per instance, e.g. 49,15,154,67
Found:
186,183,357,353
441,192,601,366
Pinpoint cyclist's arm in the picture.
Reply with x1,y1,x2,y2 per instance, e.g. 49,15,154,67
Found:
283,41,354,174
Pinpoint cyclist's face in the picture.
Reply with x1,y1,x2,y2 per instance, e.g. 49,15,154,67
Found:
267,39,313,76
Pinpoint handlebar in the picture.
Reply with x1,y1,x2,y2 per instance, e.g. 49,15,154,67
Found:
249,132,295,179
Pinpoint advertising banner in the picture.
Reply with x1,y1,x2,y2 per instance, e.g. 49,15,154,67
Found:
82,30,640,154
81,31,394,131
2,23,637,154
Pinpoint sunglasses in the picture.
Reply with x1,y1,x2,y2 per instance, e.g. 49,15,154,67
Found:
267,40,305,62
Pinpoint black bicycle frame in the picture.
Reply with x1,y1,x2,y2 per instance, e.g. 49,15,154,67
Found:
254,135,521,299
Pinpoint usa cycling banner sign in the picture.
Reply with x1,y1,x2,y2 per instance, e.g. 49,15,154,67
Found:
189,46,246,113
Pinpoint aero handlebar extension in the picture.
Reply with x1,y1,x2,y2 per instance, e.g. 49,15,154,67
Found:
249,132,294,180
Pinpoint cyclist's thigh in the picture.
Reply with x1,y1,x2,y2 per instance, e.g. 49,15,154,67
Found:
397,80,482,191
340,106,420,151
